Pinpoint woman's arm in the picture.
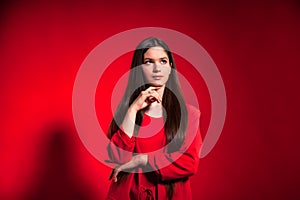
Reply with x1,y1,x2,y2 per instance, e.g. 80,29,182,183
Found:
107,86,162,165
110,127,201,182
107,127,136,165
147,107,202,181
120,108,137,138
147,129,202,181
121,86,162,138
111,106,202,182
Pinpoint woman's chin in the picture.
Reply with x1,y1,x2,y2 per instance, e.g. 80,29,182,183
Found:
149,84,163,88
148,82,164,87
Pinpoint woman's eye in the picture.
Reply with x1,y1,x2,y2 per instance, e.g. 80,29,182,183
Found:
160,60,167,64
144,60,152,64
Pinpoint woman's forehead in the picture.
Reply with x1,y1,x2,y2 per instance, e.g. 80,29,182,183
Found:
144,46,168,58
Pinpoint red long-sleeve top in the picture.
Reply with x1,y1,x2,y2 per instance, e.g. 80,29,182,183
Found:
106,105,202,200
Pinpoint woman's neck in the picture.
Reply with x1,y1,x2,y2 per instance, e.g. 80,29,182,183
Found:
146,102,163,118
155,85,165,98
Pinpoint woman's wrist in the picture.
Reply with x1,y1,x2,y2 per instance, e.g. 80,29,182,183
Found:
128,105,138,115
140,154,148,166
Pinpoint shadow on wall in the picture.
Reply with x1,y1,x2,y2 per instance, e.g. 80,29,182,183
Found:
23,123,95,200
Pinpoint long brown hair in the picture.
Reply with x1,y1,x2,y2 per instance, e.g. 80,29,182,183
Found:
108,37,188,199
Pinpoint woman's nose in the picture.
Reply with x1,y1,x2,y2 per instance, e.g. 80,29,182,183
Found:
152,62,161,73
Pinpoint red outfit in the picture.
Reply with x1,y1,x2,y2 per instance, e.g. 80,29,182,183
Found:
106,105,202,200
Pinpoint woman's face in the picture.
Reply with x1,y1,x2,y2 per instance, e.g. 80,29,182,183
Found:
142,46,172,87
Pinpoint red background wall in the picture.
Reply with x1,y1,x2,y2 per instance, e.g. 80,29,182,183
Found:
0,0,299,199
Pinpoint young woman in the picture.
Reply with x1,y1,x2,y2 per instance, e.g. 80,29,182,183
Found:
106,37,202,200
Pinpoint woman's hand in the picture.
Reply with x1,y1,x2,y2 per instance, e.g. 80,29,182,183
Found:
109,154,148,182
121,86,162,138
129,86,162,112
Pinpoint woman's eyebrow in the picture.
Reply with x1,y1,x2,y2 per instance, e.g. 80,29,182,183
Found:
144,57,168,60
160,57,168,60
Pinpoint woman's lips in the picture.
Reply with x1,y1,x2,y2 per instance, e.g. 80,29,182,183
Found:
152,75,163,80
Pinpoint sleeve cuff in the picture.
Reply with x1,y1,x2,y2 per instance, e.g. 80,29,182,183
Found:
119,125,135,143
147,153,161,177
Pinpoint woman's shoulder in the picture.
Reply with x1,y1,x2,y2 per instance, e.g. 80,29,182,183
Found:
186,104,201,115
186,104,201,122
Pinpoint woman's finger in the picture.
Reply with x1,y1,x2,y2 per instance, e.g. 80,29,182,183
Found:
113,168,120,182
146,88,162,102
145,86,161,92
131,87,163,111
111,155,147,182
111,162,131,182
143,90,162,102
147,91,162,103
151,90,162,102
112,163,130,182
140,92,160,104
